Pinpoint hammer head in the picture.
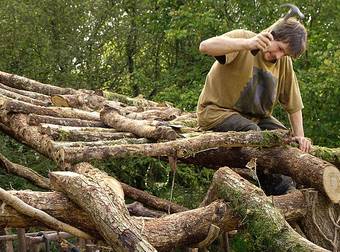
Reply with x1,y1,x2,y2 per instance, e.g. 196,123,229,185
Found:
281,3,305,20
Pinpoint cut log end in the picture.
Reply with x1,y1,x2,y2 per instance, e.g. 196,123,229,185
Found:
323,165,340,203
51,95,69,107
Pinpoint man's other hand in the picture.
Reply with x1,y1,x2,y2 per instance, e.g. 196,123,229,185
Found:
292,136,312,153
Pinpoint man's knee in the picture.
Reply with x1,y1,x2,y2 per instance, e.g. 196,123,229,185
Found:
212,114,260,132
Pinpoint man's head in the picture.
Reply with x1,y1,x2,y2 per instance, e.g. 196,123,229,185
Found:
263,18,307,62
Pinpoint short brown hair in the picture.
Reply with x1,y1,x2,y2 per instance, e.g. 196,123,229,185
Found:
271,18,307,58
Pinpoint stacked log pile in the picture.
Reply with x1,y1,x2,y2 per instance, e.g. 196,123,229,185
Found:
0,70,339,251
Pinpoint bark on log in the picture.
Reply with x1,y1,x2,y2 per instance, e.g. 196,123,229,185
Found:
124,109,179,121
51,94,106,111
0,153,50,189
0,188,92,240
100,106,177,140
0,95,100,121
0,71,76,95
53,130,291,165
203,167,328,251
39,124,135,141
127,202,165,218
0,190,308,251
183,146,340,203
49,171,157,252
0,83,51,101
51,139,150,148
299,190,340,251
0,87,50,106
28,114,106,127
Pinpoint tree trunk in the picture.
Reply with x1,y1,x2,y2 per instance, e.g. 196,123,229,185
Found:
182,146,340,203
202,167,328,251
52,130,291,165
311,146,340,167
49,171,157,252
100,105,177,140
28,114,106,127
102,90,160,107
0,70,76,95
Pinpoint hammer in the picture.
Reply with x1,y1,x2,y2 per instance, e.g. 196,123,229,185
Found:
251,3,305,56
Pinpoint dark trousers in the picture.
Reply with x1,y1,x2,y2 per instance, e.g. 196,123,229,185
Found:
212,114,294,195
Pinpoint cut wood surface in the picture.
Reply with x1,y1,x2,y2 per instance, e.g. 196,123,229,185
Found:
0,70,77,95
53,130,291,164
202,167,328,252
101,106,177,140
0,95,101,121
28,114,106,127
183,146,340,203
49,171,157,252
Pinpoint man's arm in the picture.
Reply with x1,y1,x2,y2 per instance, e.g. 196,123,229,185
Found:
199,31,273,56
288,110,312,152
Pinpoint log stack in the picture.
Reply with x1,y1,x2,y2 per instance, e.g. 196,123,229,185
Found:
0,70,339,251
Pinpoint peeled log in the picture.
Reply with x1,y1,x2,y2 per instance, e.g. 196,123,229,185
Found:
49,171,157,252
0,95,100,121
183,146,340,203
204,167,328,252
0,71,76,95
100,106,177,140
28,114,105,127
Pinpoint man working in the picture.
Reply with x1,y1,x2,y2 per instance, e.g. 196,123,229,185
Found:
197,18,311,153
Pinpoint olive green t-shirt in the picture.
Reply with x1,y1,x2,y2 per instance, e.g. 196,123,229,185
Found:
197,29,304,130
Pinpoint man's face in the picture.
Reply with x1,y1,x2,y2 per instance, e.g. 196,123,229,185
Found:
263,40,290,62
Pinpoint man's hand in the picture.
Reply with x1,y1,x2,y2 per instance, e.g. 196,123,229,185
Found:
292,136,312,153
247,32,274,51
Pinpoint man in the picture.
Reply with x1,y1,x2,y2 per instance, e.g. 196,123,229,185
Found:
197,18,311,194
197,18,311,152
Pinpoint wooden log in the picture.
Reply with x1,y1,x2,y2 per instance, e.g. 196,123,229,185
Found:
202,167,328,251
28,114,106,127
0,71,77,95
0,153,50,189
0,87,50,106
0,190,308,251
182,146,340,203
0,83,51,102
49,171,157,252
124,109,179,121
102,91,160,107
51,93,106,111
53,130,291,165
0,95,100,121
0,114,54,160
127,202,165,218
0,187,92,240
100,106,177,140
39,124,136,141
51,139,150,148
299,189,340,251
